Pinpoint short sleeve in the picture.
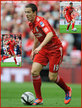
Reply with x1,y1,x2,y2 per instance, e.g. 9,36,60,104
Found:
38,19,52,34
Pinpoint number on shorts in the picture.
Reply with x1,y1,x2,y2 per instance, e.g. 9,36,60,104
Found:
54,64,59,71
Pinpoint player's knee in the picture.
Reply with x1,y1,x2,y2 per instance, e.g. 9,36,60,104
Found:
73,20,75,23
49,75,57,82
49,76,54,81
72,19,75,23
31,70,39,76
14,55,16,57
68,22,71,24
9,55,11,57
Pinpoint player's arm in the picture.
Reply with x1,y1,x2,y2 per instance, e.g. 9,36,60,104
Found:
73,7,77,12
63,6,68,17
34,32,53,54
38,32,53,48
31,36,39,60
32,36,39,52
73,7,79,16
71,7,79,18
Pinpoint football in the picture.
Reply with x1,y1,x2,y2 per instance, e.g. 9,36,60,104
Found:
21,92,35,105
72,28,77,31
17,62,20,66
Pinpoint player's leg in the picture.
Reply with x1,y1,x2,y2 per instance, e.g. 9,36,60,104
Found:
13,54,17,64
9,49,17,64
8,54,11,58
12,50,18,65
72,19,76,30
65,15,71,31
67,22,71,31
49,47,72,104
49,72,72,104
31,62,43,105
32,50,48,105
49,72,71,93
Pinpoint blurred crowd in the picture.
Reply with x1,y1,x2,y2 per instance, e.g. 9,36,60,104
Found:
1,1,81,65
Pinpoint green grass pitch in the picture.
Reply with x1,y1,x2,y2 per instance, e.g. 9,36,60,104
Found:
60,25,81,33
1,62,21,67
1,82,81,107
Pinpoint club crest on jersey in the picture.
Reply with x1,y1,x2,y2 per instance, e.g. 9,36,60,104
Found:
40,22,44,27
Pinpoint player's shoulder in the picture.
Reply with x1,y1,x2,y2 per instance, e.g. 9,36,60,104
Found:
37,16,48,27
64,6,68,11
36,16,45,21
66,6,70,9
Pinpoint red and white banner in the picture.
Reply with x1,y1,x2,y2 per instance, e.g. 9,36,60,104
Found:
1,67,32,83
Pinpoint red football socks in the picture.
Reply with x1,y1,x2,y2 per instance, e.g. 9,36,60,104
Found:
72,23,75,29
14,57,17,64
67,24,70,30
55,75,70,93
33,75,42,99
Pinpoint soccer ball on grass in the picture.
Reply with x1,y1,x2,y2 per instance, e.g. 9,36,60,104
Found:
72,28,77,31
21,92,35,105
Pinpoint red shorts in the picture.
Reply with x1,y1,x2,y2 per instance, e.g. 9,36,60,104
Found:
33,46,63,73
8,49,15,55
65,14,73,22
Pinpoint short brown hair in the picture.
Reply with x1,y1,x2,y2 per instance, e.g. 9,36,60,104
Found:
25,3,37,13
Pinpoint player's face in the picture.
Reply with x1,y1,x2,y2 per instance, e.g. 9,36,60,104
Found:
70,4,73,7
25,7,36,22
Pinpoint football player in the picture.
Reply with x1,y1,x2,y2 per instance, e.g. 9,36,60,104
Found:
25,3,72,105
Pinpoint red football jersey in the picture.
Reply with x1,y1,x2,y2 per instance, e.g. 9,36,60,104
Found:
64,6,75,15
29,16,62,49
6,40,16,50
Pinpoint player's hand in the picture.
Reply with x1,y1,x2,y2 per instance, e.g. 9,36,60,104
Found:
33,46,42,54
30,51,35,60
